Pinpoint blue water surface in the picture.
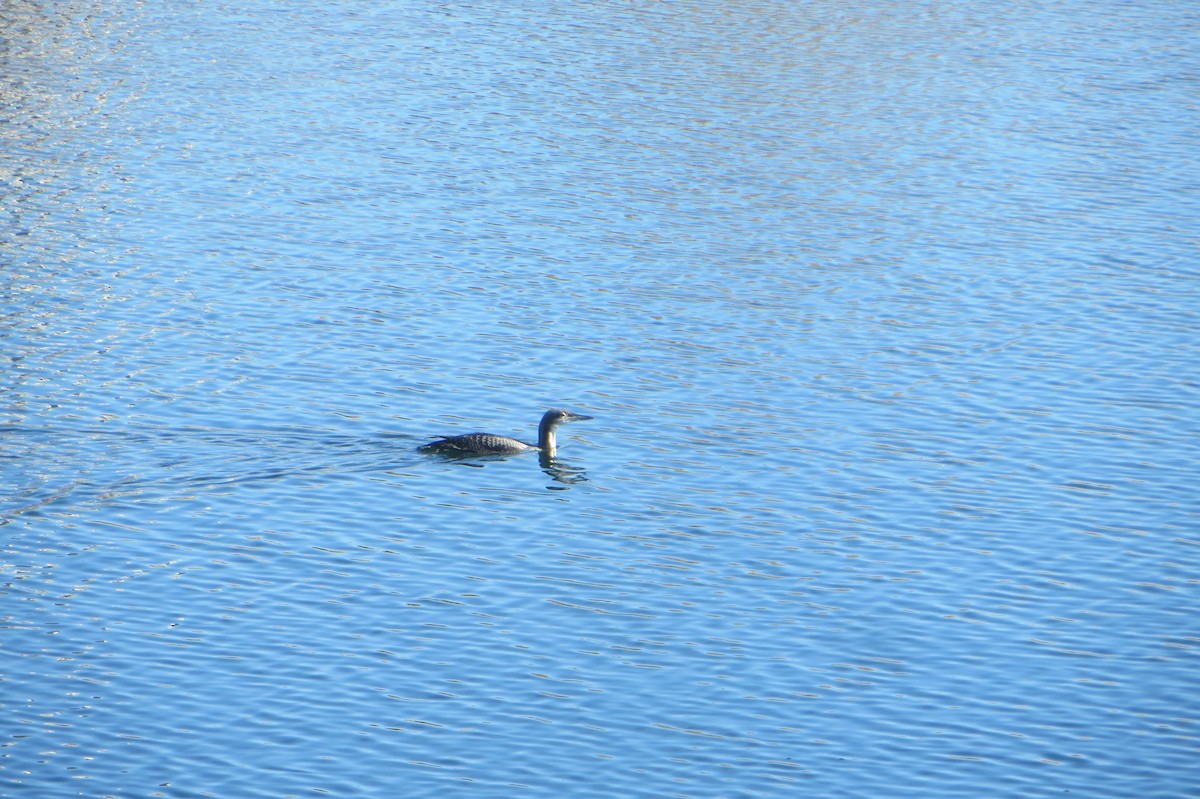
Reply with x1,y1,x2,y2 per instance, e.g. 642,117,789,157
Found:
3,1,1198,798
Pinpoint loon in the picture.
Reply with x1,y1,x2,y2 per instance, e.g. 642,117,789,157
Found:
419,408,593,457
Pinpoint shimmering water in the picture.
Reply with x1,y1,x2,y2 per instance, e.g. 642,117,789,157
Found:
3,1,1198,797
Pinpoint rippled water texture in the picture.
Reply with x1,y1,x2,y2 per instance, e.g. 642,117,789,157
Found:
3,1,1198,797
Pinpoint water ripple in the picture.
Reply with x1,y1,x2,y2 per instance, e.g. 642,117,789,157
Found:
4,1,1199,798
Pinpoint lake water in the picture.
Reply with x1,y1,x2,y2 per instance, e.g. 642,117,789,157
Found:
3,1,1198,797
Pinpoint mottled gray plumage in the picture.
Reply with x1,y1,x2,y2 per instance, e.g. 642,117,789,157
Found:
419,432,536,455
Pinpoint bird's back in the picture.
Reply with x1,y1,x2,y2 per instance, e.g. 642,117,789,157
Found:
419,432,535,455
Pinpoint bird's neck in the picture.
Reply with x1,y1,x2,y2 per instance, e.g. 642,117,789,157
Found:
538,423,558,453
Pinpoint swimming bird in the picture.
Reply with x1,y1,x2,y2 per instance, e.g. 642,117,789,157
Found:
419,408,593,457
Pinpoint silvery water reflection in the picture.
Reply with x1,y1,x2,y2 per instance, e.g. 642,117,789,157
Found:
2,1,1198,798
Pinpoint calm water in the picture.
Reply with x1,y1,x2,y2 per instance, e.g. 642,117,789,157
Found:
3,1,1198,797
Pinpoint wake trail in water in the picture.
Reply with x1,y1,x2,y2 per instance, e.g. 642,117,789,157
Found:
1,426,425,521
